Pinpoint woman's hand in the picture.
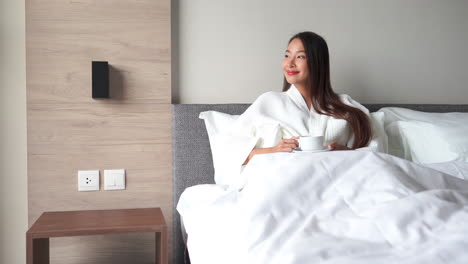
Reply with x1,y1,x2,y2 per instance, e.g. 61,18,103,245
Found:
271,136,300,153
243,137,299,165
328,141,352,151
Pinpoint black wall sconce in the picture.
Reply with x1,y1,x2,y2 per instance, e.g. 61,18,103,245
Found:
92,61,109,98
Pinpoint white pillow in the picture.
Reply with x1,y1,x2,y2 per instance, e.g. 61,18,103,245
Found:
199,111,240,180
378,107,468,163
199,111,239,140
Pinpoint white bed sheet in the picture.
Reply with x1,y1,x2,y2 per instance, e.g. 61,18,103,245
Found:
177,151,468,264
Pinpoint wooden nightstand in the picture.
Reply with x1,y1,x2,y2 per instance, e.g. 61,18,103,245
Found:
26,208,167,264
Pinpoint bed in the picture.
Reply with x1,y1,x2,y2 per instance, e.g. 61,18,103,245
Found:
172,103,468,264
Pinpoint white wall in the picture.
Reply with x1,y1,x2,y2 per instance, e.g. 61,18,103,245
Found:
0,0,27,263
175,0,468,104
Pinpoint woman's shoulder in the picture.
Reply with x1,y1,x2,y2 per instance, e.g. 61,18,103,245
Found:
240,91,288,118
256,90,287,101
251,90,288,106
235,91,287,125
337,94,369,114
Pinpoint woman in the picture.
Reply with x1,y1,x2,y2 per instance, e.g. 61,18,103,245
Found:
243,31,373,164
202,31,378,186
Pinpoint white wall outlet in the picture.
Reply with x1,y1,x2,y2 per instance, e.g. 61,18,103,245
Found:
104,169,125,190
78,170,100,191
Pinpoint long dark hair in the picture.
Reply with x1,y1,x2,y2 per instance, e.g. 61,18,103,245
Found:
283,32,372,149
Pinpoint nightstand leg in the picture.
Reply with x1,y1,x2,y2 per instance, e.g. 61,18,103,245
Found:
27,235,49,264
155,229,167,264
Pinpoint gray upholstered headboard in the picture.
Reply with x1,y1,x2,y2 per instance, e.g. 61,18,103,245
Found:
171,103,468,264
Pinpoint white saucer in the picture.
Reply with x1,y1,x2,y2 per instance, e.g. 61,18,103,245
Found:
294,148,331,153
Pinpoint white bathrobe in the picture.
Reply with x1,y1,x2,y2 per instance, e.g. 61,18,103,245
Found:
203,85,385,187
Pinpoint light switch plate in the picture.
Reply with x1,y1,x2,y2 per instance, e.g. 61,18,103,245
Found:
104,169,125,190
78,170,100,191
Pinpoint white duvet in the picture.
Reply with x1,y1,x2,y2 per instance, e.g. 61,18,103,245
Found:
177,151,468,264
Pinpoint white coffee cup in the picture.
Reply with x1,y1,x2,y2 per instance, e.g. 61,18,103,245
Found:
298,136,324,151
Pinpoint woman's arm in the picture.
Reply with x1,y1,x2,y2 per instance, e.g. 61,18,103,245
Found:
243,137,299,165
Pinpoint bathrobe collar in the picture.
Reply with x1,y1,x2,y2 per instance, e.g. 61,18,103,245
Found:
286,84,310,112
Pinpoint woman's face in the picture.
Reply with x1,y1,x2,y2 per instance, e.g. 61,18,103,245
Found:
282,38,310,88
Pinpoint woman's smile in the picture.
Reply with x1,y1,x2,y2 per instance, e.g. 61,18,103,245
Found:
286,70,300,76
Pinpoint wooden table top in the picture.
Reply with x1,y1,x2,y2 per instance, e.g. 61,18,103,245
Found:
27,208,166,239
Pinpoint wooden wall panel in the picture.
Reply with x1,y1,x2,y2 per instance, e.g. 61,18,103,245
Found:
26,0,170,104
27,103,172,221
26,0,172,263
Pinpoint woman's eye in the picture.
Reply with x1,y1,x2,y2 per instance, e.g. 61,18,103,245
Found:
298,55,306,59
284,54,289,58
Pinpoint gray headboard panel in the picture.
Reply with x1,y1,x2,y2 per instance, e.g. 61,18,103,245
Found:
172,103,468,264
